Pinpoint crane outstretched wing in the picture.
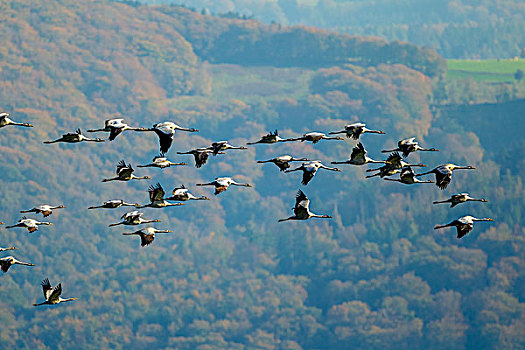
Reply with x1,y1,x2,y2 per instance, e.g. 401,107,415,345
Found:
194,151,209,168
108,127,123,141
435,168,452,190
140,234,155,247
294,190,310,217
350,142,366,162
301,169,315,185
456,223,473,239
48,283,62,302
148,183,165,202
116,160,128,174
385,151,402,167
42,278,53,299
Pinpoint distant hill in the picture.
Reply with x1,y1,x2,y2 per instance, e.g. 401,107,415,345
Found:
151,0,525,59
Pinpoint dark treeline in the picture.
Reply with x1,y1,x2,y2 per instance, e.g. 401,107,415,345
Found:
149,0,525,59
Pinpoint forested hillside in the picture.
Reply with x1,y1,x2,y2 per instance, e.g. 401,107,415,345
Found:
153,0,525,59
0,1,524,349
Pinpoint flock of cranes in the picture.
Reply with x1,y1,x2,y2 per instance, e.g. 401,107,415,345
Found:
1,113,494,307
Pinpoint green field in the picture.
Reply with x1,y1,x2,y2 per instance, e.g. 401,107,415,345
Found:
447,59,525,82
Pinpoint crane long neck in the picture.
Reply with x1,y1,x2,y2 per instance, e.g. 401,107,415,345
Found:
454,166,474,170
0,247,16,252
155,230,172,234
433,224,450,229
61,298,77,302
83,138,101,142
365,129,384,134
310,213,328,219
12,122,32,127
320,165,339,171
102,177,119,182
176,127,197,132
